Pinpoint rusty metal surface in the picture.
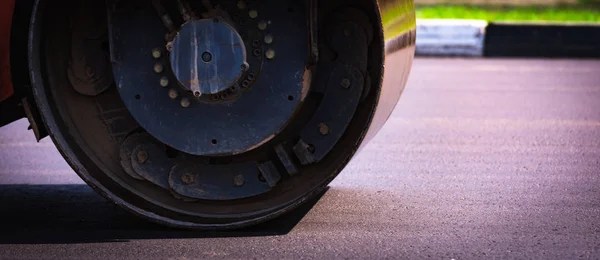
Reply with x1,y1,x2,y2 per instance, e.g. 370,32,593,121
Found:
361,0,416,147
0,0,15,102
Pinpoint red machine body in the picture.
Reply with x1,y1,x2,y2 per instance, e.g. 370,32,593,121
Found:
0,0,15,102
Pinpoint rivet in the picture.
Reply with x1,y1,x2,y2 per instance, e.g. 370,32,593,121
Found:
341,78,351,89
152,48,161,59
264,34,273,44
168,89,178,99
265,49,275,60
180,97,191,108
234,175,245,186
319,123,330,136
237,0,246,9
253,49,261,57
258,20,267,30
154,63,164,73
249,10,258,19
137,151,148,164
242,80,250,88
181,173,195,185
160,77,169,87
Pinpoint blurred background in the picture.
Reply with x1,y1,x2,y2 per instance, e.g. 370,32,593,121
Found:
414,0,600,22
0,1,599,258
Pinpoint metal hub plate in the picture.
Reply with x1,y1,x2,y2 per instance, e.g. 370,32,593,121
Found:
108,3,308,156
170,19,247,96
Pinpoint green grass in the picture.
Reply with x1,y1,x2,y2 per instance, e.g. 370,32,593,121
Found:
416,5,600,23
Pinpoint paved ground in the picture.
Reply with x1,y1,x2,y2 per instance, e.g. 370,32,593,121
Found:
1,58,599,259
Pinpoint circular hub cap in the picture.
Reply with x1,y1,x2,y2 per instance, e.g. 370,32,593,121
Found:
170,19,247,96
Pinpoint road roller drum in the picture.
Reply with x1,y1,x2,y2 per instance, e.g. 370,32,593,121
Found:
0,0,416,229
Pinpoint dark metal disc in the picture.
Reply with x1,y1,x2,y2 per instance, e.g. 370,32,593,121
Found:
108,4,308,156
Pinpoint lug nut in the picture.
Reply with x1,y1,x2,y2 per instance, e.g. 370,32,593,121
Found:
319,123,330,136
181,173,195,185
341,78,351,89
265,49,275,60
152,48,161,59
264,34,273,44
168,89,178,99
154,63,164,73
137,151,148,164
258,20,267,30
249,10,258,19
160,77,169,87
234,175,245,186
180,98,191,108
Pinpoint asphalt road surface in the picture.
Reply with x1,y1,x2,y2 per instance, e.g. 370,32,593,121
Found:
1,58,599,259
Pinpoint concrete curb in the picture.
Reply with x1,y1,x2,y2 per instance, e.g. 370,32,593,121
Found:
416,19,487,57
415,19,600,58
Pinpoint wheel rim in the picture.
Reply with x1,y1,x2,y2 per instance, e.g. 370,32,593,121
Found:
29,0,387,229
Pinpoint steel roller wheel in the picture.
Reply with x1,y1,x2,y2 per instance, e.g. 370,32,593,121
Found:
28,0,415,229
